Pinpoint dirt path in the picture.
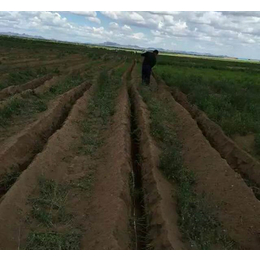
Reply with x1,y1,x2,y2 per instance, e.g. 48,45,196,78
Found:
153,77,260,249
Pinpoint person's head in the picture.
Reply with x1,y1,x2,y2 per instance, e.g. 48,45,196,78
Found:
153,50,159,56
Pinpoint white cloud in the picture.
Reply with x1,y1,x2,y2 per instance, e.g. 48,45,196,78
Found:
2,11,260,59
109,22,119,30
69,11,97,17
88,17,101,24
129,32,145,40
122,25,131,31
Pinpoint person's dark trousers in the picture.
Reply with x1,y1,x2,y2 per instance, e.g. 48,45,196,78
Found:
142,64,152,85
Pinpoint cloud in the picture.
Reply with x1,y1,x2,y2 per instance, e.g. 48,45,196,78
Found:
88,17,101,24
109,22,119,30
122,25,131,31
129,32,145,40
69,11,97,17
2,11,260,58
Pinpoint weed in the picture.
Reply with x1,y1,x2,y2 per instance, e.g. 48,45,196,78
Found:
0,67,49,90
24,231,81,250
155,57,260,141
29,177,71,227
72,173,93,194
0,95,47,127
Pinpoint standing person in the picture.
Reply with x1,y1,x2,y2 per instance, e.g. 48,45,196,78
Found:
141,50,159,85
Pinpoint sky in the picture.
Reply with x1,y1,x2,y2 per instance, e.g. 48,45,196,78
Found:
1,11,260,59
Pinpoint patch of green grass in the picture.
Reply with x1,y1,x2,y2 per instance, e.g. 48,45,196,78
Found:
155,59,260,139
138,79,235,249
48,75,84,96
0,67,50,90
0,95,47,127
29,177,71,227
24,231,81,250
72,172,94,194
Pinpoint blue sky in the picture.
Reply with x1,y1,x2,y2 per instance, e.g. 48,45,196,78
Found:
1,11,260,59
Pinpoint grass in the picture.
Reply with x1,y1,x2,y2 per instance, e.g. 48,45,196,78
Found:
154,55,260,153
24,176,81,250
0,95,47,127
0,67,51,90
138,79,235,249
79,63,129,156
29,177,71,227
24,231,81,250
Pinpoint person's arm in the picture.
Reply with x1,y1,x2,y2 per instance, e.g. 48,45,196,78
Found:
141,52,147,57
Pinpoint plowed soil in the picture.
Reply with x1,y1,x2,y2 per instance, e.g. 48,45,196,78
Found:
1,53,260,250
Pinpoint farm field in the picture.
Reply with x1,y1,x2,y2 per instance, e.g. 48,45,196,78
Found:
0,36,260,250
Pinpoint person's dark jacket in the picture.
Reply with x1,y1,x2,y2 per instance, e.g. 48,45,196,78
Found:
141,52,157,68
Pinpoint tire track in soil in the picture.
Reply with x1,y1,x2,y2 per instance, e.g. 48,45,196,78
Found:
0,82,91,194
153,74,260,199
152,75,260,249
0,63,134,249
129,65,186,249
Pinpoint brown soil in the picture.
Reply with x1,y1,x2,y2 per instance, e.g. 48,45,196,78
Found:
153,74,260,189
130,66,186,249
154,77,260,249
0,82,90,178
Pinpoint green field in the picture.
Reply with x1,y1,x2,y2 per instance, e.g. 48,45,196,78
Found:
154,54,260,157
